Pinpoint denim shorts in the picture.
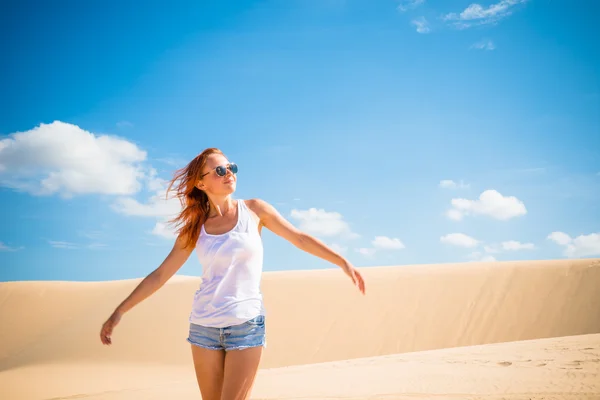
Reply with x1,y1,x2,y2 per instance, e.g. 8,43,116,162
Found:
187,315,266,351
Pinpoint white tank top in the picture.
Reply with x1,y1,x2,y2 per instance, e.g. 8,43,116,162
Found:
189,199,266,328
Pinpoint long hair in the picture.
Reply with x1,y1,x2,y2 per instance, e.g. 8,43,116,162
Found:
166,148,223,249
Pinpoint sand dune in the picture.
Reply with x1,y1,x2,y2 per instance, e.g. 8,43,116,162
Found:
1,333,599,399
1,258,599,399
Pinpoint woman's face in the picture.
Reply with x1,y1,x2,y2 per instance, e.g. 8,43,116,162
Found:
197,153,237,195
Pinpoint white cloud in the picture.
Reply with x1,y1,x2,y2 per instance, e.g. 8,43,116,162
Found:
548,231,600,257
290,208,359,239
48,240,107,250
547,231,571,246
501,240,535,251
442,0,528,29
0,121,188,242
439,179,470,189
446,189,526,221
471,39,496,51
151,221,178,240
411,17,430,33
468,251,497,262
87,243,108,250
449,236,535,261
48,240,78,249
397,0,425,12
483,245,501,254
0,242,23,252
372,236,405,250
446,209,464,221
354,235,405,257
356,247,377,256
440,233,480,248
112,190,181,218
112,174,183,240
0,121,147,197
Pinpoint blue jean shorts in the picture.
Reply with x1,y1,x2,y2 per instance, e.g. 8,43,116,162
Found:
187,315,266,351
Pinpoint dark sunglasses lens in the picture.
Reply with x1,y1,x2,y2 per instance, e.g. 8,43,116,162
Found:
216,166,227,176
229,163,238,174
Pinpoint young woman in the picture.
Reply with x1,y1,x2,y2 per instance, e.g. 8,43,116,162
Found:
100,147,366,400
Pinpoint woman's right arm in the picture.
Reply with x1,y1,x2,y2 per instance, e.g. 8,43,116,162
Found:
100,235,193,345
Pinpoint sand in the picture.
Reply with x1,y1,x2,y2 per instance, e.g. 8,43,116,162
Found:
1,258,599,399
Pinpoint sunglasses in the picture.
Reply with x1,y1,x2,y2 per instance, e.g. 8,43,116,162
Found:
200,163,238,178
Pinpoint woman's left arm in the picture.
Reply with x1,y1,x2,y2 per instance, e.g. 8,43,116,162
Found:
249,198,365,294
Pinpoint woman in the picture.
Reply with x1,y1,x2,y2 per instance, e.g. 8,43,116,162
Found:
100,147,366,400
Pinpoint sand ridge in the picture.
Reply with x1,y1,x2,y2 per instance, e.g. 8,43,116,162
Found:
1,258,599,399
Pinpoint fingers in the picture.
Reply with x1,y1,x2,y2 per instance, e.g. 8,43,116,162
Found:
100,321,113,345
351,268,366,295
356,271,366,294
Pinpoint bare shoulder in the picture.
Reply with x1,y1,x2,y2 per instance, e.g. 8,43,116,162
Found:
244,198,301,241
244,198,277,217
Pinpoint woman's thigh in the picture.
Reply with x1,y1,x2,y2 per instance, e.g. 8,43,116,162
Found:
220,315,266,400
221,346,263,400
188,323,226,400
190,344,225,400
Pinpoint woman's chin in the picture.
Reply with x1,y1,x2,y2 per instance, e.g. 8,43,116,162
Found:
222,183,236,193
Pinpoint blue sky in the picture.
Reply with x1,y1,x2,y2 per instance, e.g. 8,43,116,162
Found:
1,0,599,282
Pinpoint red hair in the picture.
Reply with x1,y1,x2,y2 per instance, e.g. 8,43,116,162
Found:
165,148,223,249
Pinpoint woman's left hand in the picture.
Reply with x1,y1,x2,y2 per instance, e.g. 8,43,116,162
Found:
342,262,366,295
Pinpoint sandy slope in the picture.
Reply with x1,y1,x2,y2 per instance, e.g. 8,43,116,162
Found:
1,258,599,399
1,334,599,399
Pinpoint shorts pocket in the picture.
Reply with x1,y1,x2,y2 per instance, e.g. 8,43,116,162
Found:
247,315,265,326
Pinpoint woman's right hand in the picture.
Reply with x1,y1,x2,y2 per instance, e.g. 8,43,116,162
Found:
100,310,122,345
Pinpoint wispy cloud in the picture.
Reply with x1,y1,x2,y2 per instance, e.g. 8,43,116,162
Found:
48,240,79,249
439,179,470,189
0,242,24,252
356,247,377,256
443,234,535,262
501,240,535,251
548,231,600,257
442,0,528,29
48,240,107,250
155,156,187,168
471,39,496,51
87,243,108,250
411,17,430,33
78,230,105,240
112,173,183,240
467,252,497,262
397,0,425,12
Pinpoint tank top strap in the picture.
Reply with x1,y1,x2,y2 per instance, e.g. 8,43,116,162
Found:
236,199,258,233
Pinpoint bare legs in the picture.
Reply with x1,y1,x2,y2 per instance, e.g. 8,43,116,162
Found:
191,345,225,400
191,345,263,400
221,346,263,400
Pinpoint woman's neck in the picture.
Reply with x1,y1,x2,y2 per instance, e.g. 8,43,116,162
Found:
208,196,235,217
